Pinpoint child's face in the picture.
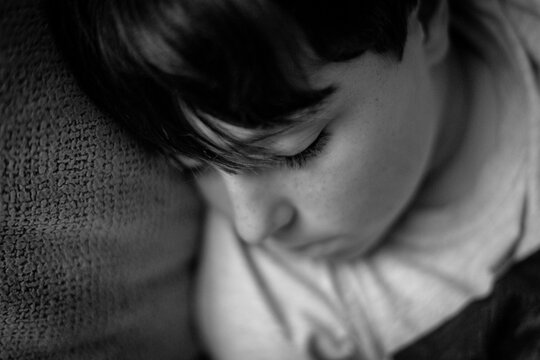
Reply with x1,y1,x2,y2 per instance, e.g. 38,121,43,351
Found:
198,16,444,260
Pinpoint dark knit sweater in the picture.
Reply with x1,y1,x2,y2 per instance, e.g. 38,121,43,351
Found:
0,1,203,359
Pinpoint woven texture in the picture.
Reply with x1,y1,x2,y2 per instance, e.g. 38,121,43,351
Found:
0,1,203,359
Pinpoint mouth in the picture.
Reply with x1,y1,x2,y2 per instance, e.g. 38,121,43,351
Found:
282,236,369,262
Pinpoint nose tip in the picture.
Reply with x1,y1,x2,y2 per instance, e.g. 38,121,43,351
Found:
234,201,296,244
220,171,296,244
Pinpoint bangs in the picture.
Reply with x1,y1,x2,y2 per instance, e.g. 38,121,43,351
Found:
113,0,338,172
47,0,419,173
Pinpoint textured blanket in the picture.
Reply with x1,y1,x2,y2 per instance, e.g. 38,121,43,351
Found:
0,1,203,359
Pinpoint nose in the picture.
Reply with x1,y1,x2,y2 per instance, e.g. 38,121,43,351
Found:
220,172,296,244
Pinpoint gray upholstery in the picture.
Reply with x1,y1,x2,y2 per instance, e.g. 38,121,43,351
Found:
0,1,203,359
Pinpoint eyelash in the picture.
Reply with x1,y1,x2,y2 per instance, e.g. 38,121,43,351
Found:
180,129,331,175
282,129,331,169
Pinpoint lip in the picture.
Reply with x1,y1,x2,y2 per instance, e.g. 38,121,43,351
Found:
281,236,368,262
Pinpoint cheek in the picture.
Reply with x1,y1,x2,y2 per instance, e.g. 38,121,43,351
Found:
292,56,436,236
305,101,435,236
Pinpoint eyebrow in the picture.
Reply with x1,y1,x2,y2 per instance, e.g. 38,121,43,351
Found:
242,95,334,147
284,93,333,123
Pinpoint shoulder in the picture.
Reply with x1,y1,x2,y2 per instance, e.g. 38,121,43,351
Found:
395,249,540,359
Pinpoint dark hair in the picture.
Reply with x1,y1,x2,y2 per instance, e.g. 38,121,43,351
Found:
46,0,441,172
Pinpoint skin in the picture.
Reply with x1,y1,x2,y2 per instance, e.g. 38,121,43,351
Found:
197,2,469,261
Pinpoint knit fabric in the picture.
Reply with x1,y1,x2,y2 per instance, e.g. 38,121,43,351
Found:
0,1,203,359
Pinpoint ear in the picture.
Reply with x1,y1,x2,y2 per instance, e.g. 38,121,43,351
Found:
419,0,450,66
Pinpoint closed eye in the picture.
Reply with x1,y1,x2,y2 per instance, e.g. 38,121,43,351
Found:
281,129,331,169
176,129,331,174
